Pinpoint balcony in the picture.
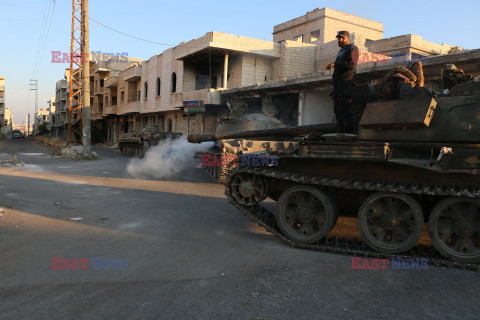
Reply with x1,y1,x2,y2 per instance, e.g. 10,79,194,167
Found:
131,101,141,113
181,89,221,105
170,92,183,107
123,66,142,82
94,87,104,96
94,62,109,74
91,112,103,120
56,80,68,91
103,105,117,116
105,76,118,88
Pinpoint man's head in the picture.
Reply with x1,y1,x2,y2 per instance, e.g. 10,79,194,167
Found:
336,31,350,48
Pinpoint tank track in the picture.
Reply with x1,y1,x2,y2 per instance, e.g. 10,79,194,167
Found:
119,142,146,157
225,166,480,272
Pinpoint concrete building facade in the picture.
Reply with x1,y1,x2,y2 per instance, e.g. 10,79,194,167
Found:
0,76,5,135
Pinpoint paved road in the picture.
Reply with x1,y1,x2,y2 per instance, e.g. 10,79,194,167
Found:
0,139,479,320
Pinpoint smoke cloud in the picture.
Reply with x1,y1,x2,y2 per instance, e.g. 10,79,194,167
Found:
126,138,213,179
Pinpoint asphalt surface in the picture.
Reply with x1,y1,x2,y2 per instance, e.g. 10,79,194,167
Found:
0,138,479,320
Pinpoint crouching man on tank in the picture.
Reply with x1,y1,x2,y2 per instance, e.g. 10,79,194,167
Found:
327,31,359,133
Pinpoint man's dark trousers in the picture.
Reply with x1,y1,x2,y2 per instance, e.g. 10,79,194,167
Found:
333,79,355,133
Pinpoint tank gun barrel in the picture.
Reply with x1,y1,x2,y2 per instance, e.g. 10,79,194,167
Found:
188,123,337,143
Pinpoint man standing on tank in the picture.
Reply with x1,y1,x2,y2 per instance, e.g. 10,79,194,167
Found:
327,31,358,133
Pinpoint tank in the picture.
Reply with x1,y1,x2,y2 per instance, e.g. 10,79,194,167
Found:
188,79,480,265
118,126,182,157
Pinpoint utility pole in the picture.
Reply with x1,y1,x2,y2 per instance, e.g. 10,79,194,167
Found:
67,0,91,153
29,79,38,135
81,0,91,153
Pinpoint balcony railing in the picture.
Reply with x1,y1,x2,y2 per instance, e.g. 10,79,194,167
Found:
103,105,117,116
104,76,118,88
169,92,183,106
181,89,221,105
94,87,104,96
132,101,141,113
123,66,142,82
94,62,109,73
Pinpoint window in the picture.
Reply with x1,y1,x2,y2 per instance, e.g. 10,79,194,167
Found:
137,90,141,101
144,82,148,99
211,76,217,89
120,91,124,101
167,119,172,132
171,72,177,93
105,96,108,105
112,96,117,106
293,34,304,42
100,79,104,87
156,77,161,96
99,103,103,113
310,30,320,42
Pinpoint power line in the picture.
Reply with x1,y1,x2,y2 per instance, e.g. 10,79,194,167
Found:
0,3,43,9
89,17,175,47
31,0,51,79
0,18,44,23
33,0,56,78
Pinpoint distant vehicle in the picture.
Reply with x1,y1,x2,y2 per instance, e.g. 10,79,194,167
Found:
11,130,25,138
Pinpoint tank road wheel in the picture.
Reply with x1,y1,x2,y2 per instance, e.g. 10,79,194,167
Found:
358,193,424,254
229,173,267,206
276,186,338,244
428,198,480,263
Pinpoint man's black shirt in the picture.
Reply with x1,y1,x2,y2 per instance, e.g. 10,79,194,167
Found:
333,44,358,81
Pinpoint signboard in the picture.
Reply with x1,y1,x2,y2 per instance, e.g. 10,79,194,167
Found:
183,100,205,113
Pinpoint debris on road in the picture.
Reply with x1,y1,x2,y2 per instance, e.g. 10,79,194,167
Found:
250,292,260,298
70,217,84,221
61,146,98,160
54,201,74,210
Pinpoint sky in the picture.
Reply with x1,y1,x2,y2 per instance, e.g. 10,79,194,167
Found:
1,0,479,124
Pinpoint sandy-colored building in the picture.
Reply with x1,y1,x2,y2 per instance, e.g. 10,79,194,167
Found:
273,7,383,45
53,78,68,135
3,107,12,135
0,76,5,135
